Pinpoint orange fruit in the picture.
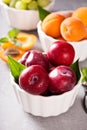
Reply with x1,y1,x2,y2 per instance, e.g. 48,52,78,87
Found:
72,7,87,27
41,13,65,38
60,17,86,42
58,11,73,18
0,42,25,62
0,32,37,62
17,32,37,51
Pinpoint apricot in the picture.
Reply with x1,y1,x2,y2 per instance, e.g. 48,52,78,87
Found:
0,32,37,62
72,7,87,27
58,11,73,18
17,32,37,51
0,48,25,62
41,13,65,38
60,17,86,42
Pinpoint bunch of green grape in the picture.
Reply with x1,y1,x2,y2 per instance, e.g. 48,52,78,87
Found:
2,0,51,10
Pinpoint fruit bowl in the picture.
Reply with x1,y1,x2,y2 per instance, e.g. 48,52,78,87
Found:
37,10,87,62
0,0,55,30
10,73,80,117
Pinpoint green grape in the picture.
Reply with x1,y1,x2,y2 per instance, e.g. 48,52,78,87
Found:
37,0,50,7
22,0,32,4
3,0,11,5
9,0,18,8
28,1,38,10
15,1,27,10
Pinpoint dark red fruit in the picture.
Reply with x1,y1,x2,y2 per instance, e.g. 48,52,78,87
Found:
48,65,76,94
19,65,49,95
47,40,75,66
19,50,30,65
25,50,49,70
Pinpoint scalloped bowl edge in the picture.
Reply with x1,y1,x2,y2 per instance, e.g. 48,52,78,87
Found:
10,74,80,117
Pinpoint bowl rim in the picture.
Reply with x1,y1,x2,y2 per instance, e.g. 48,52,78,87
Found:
0,0,55,13
10,73,81,99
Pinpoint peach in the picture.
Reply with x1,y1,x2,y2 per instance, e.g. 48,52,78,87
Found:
41,13,65,38
60,17,86,42
72,7,87,27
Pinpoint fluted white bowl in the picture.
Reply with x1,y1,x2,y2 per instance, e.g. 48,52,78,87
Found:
10,74,80,117
0,0,55,30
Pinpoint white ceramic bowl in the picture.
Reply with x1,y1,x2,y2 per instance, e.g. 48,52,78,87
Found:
10,74,80,117
37,11,87,62
0,0,55,30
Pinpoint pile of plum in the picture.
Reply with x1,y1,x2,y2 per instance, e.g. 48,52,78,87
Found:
19,40,76,96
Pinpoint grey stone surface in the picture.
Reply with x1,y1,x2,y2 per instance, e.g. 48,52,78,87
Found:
0,0,87,130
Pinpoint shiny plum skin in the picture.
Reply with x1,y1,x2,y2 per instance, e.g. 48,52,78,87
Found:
48,65,76,94
47,41,75,66
19,50,30,65
19,50,50,71
18,43,76,96
19,65,49,95
25,50,49,71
